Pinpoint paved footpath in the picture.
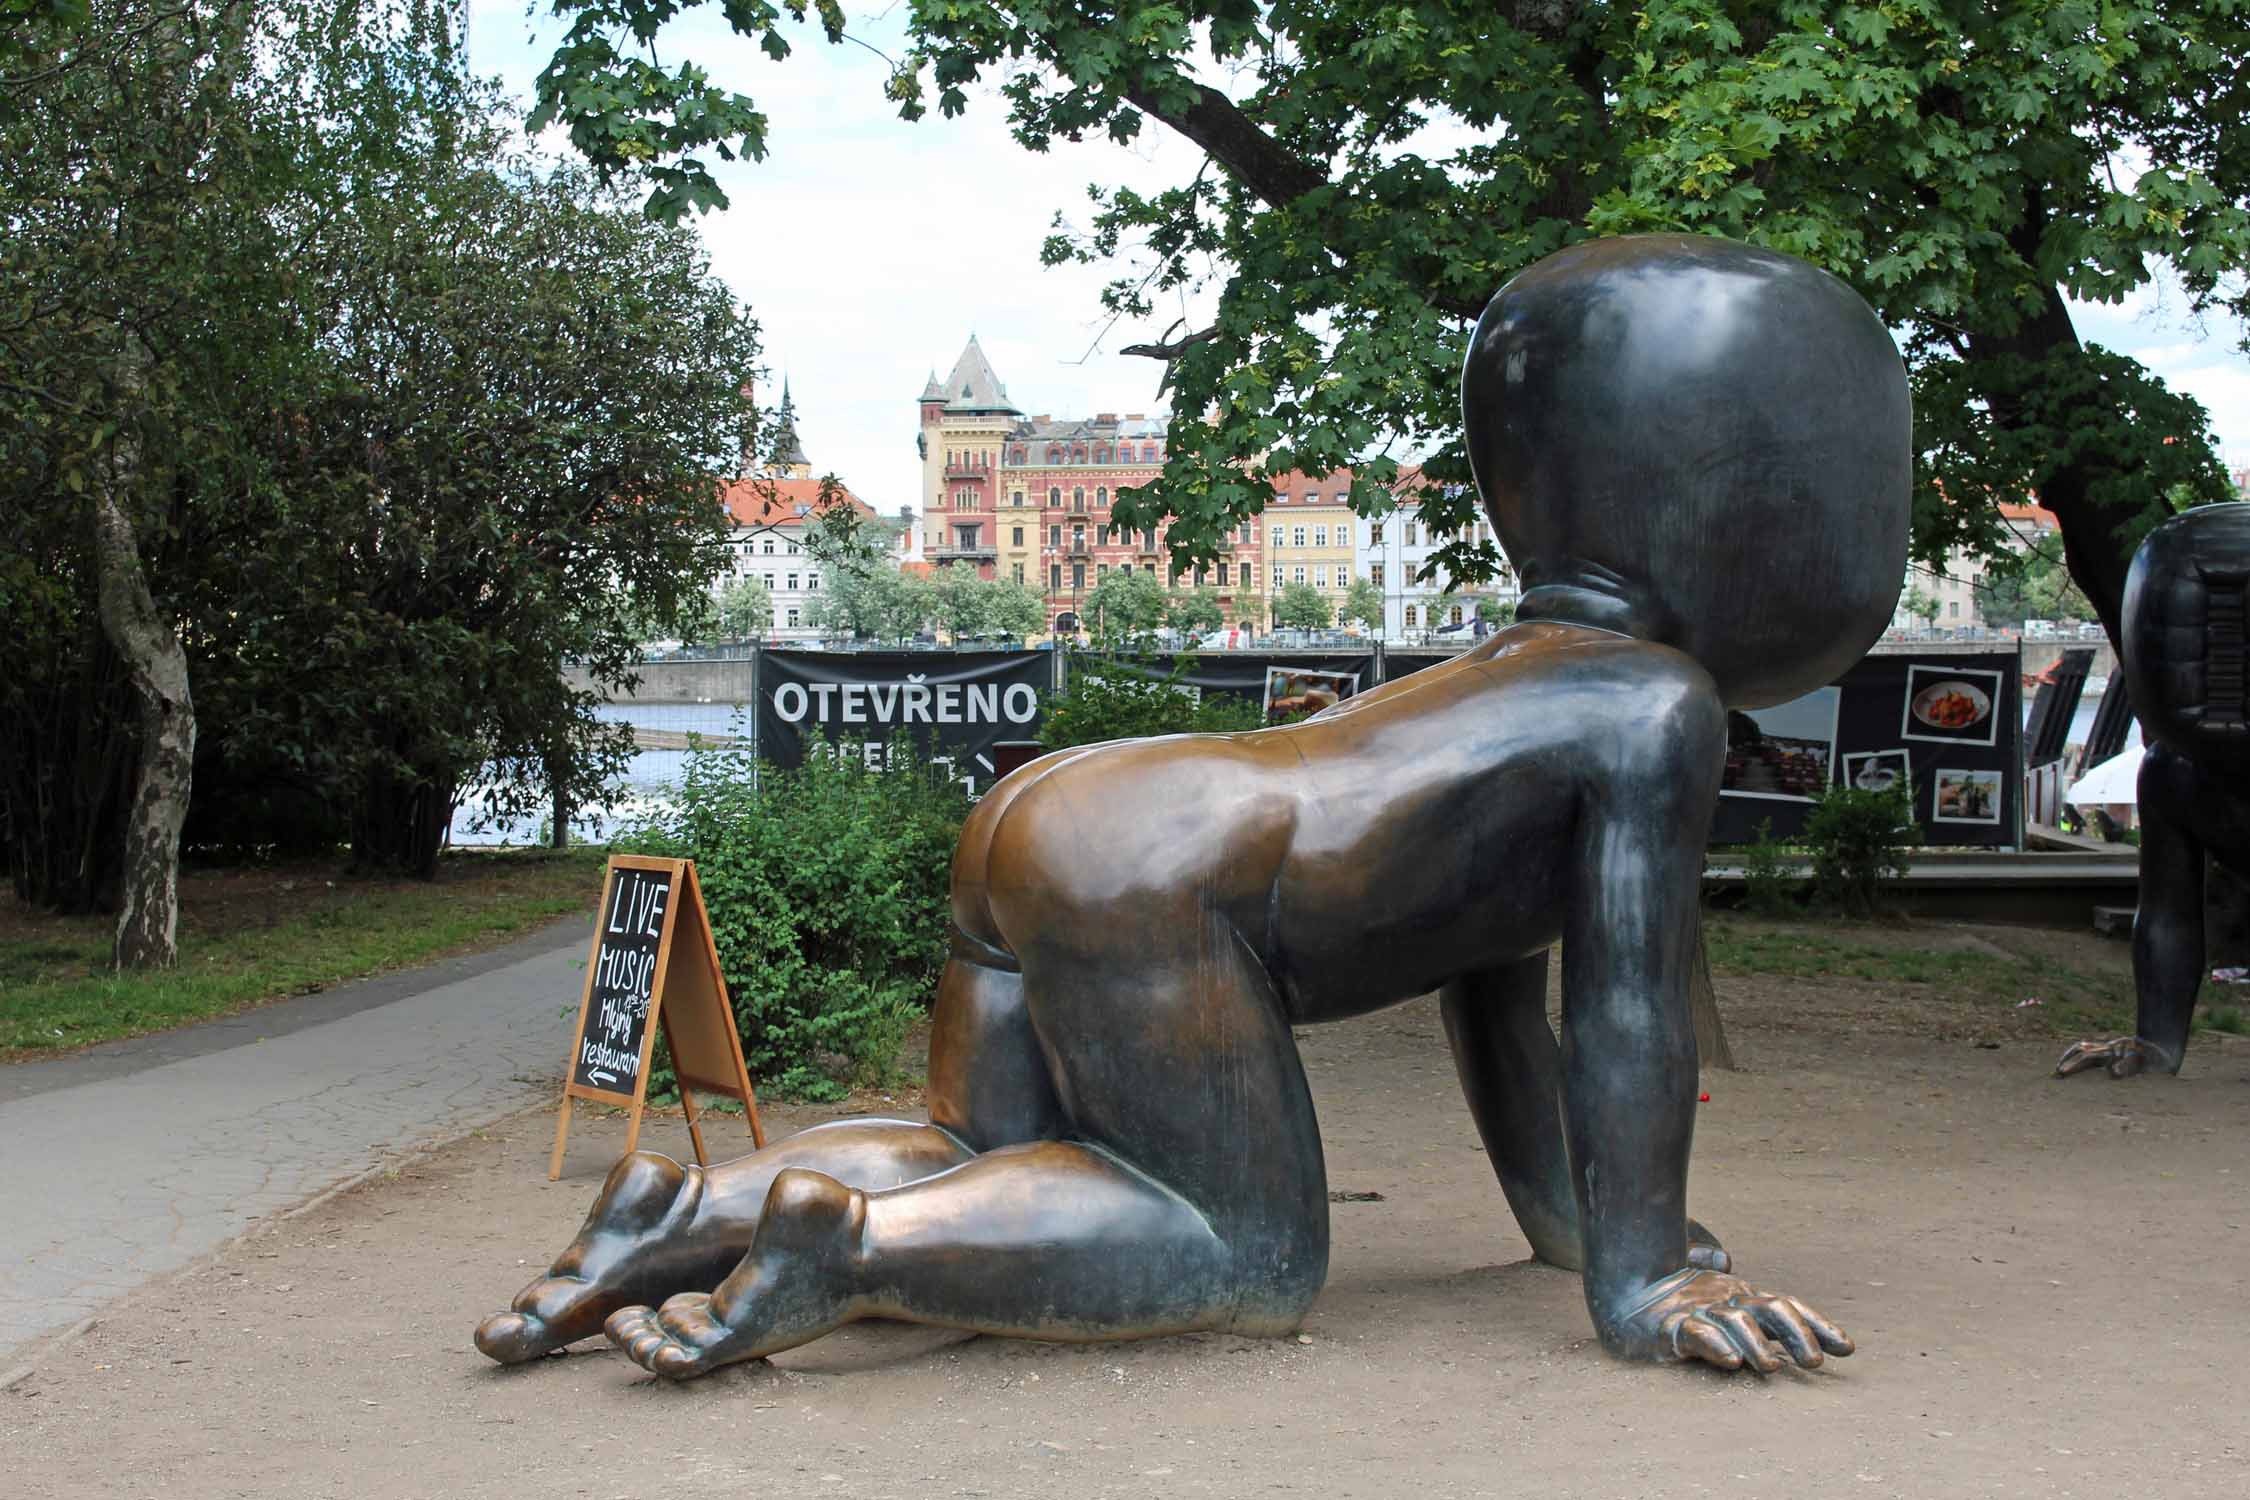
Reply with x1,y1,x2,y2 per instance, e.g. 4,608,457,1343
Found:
0,917,591,1361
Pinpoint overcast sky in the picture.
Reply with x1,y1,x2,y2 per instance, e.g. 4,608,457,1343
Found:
467,6,2250,519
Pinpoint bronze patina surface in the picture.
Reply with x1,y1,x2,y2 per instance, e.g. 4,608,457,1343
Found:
2058,501,2250,1080
477,233,1908,1380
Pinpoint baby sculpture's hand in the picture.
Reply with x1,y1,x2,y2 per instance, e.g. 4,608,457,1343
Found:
1615,1269,1853,1373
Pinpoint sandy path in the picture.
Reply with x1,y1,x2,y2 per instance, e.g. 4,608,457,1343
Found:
5,996,2247,1499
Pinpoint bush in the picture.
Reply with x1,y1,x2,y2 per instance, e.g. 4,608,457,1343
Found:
1039,652,1267,750
625,733,971,1100
1802,781,1919,917
1738,818,1799,916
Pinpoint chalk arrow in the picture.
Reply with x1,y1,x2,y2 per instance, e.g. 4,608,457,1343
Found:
589,1070,616,1084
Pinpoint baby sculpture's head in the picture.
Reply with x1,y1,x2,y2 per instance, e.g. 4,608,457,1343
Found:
2122,502,2250,770
1461,234,1911,709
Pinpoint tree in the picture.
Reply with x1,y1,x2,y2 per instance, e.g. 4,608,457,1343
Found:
1475,596,1512,628
1083,568,1169,645
713,574,775,639
1272,582,1332,631
1342,577,1385,633
1165,586,1225,637
986,577,1049,641
930,566,993,643
1900,585,1942,629
1976,547,2096,629
530,0,2244,646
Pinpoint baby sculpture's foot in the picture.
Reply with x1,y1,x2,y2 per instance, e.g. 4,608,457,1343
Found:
1609,1268,1853,1374
608,1167,867,1381
475,1275,630,1364
2055,1036,2177,1079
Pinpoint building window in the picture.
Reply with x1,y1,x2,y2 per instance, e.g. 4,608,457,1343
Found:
1451,605,1465,626
1072,488,1085,511
1313,525,1328,547
1292,527,1306,547
1240,523,1254,542
1072,526,1085,550
1301,491,1315,506
1142,445,1156,461
1269,524,1284,547
1098,563,1110,578
1313,566,1327,588
1072,563,1086,588
762,538,775,554
1013,562,1025,583
1404,522,1418,546
1096,446,1110,464
1012,525,1024,546
1048,486,1062,506
1949,601,1961,618
1049,525,1062,546
786,607,800,629
955,524,980,549
1074,447,1087,463
1012,490,1025,507
1096,486,1107,506
786,541,800,555
1404,606,1417,628
1293,565,1307,584
1333,492,1348,505
1047,446,1062,463
1142,529,1156,550
1370,562,1384,587
807,574,820,591
786,573,799,590
1051,563,1062,589
1012,447,1025,463
1272,564,1284,587
763,574,775,590
1218,562,1230,586
1370,522,1384,545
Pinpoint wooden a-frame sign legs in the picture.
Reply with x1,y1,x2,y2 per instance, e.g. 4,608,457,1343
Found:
549,856,765,1180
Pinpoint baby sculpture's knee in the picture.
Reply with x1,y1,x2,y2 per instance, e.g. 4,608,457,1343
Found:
758,1168,869,1265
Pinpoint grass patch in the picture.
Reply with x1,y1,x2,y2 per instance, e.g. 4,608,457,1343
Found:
1702,913,2133,1037
0,847,608,1059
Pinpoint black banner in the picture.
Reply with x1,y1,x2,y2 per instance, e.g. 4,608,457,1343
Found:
754,650,1050,793
1380,650,1461,683
572,864,672,1094
1711,649,2021,848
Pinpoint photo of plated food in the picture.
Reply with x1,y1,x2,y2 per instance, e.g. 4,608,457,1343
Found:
1261,667,1361,725
1900,664,2004,746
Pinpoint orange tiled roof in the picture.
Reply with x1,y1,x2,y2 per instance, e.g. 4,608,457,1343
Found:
1997,501,2059,528
718,475,878,529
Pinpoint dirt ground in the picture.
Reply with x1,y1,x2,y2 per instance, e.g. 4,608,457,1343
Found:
8,959,2250,1499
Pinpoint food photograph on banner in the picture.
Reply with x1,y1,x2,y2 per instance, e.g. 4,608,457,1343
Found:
1932,767,2006,826
1842,748,1913,793
1720,686,1841,802
1900,663,2005,747
1261,666,1362,724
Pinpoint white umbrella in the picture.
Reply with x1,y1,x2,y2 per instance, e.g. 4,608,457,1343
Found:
2068,744,2145,805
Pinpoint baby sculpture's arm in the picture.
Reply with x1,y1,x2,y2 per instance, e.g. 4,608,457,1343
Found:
2058,744,2206,1079
1557,658,1851,1371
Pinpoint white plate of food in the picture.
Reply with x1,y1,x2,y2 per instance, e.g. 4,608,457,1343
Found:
1910,679,1991,732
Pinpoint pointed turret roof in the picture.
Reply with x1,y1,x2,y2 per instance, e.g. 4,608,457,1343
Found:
775,375,810,470
940,335,1019,414
919,369,945,401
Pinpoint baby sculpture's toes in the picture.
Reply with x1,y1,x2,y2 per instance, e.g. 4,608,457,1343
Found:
607,1293,752,1379
2055,1036,2173,1079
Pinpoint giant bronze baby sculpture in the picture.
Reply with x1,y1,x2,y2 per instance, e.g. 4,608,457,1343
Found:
2058,502,2250,1081
477,234,1908,1379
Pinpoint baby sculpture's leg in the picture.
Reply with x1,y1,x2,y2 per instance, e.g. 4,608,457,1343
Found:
475,946,1056,1363
607,903,1330,1378
1442,952,1727,1274
2059,745,2205,1078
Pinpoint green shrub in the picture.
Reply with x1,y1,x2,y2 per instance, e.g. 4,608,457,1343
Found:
1039,652,1267,750
1739,818,1799,916
1802,780,1919,917
625,733,970,1100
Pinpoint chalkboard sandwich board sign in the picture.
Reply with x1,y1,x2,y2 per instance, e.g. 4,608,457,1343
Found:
548,856,765,1180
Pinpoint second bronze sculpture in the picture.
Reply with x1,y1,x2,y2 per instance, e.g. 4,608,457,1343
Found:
477,234,1908,1379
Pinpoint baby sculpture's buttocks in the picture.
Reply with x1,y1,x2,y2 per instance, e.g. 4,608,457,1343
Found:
478,234,1909,1380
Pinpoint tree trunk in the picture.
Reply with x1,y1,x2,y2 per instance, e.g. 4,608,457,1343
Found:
351,768,455,878
90,469,195,970
1690,919,1739,1072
